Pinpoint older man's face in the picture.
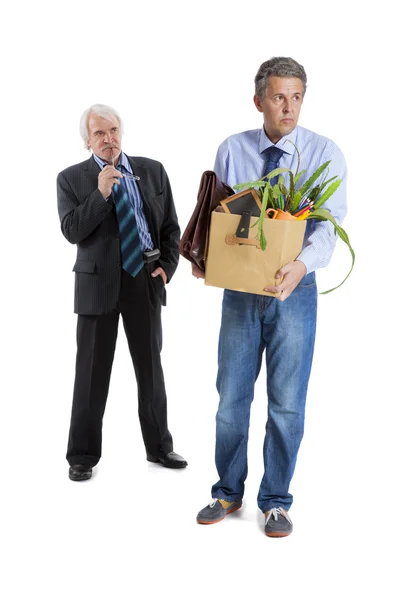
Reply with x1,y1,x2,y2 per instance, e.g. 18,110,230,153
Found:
87,113,122,164
254,76,304,144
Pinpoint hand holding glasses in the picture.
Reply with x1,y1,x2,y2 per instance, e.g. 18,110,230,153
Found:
98,150,140,198
110,149,140,181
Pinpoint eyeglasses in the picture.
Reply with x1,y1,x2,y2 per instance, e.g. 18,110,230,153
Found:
110,153,140,181
118,169,140,182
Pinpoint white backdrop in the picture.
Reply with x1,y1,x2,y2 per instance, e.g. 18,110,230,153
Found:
1,1,398,598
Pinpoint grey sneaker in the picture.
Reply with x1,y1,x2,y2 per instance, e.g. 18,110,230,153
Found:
264,507,293,537
197,498,242,524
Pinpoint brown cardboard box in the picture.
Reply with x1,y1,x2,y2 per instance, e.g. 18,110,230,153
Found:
205,210,306,296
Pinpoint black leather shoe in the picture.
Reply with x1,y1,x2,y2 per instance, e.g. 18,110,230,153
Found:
147,451,188,469
69,464,92,481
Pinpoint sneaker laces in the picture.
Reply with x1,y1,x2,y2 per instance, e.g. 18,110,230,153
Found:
208,498,232,508
209,498,230,508
265,507,292,525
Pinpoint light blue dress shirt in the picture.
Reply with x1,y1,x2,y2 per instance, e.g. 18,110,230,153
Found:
93,151,153,251
214,126,347,274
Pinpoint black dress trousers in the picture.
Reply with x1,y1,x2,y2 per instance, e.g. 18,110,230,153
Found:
66,265,173,466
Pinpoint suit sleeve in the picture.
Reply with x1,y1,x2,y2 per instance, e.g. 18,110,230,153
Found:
158,164,180,282
57,170,113,245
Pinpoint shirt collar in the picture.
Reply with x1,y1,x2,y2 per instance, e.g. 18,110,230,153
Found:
258,126,298,156
92,151,132,173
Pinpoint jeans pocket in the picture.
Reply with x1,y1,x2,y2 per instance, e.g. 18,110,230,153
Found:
298,272,316,288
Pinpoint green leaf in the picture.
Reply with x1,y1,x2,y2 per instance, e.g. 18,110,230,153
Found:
262,185,270,208
288,171,295,212
313,180,342,209
306,208,355,293
233,180,266,191
259,228,266,251
255,186,269,244
272,184,281,199
318,176,338,194
278,176,287,195
307,186,321,202
265,167,290,180
298,161,331,197
293,169,307,186
307,207,331,220
291,191,302,212
279,183,288,196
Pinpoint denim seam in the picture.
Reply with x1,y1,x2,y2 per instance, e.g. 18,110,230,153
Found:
214,494,242,502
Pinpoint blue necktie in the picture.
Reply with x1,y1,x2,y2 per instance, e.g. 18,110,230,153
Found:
263,146,284,187
113,175,144,278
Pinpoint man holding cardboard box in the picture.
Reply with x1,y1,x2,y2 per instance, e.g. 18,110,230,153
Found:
196,57,347,536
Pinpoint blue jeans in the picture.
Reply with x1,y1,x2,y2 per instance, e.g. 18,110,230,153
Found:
211,272,317,512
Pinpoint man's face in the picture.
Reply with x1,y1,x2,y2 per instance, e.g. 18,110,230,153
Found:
254,76,304,143
87,113,122,163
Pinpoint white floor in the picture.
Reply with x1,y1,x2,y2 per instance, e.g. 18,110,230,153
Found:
2,271,398,599
2,1,399,597
4,433,397,600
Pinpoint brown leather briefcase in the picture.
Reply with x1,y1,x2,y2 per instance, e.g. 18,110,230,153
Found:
179,170,234,272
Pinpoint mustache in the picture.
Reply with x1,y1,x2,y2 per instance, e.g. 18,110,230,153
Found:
101,144,119,151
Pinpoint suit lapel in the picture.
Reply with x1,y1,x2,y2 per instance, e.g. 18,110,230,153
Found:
85,155,102,178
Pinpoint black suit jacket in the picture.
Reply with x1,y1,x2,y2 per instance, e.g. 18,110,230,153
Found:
57,155,180,314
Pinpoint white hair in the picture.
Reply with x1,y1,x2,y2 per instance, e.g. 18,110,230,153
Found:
79,104,124,150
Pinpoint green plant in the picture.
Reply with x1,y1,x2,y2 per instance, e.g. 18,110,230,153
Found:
232,145,354,293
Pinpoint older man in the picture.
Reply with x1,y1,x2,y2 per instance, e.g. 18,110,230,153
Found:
57,104,187,481
196,57,347,536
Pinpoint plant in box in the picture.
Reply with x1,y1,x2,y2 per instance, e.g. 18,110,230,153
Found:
233,143,354,293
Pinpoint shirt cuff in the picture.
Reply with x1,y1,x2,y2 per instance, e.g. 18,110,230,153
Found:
296,247,318,274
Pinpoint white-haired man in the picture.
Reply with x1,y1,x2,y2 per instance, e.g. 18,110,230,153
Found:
57,104,186,480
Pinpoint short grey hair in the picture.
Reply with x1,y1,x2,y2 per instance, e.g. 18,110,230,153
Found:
79,104,124,150
255,57,307,99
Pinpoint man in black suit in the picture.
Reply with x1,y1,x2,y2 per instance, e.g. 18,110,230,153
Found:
57,104,187,481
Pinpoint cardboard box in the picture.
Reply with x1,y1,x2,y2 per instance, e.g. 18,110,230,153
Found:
205,210,306,296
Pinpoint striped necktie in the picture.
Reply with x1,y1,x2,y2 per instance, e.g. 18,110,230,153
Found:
113,177,144,278
263,146,284,187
